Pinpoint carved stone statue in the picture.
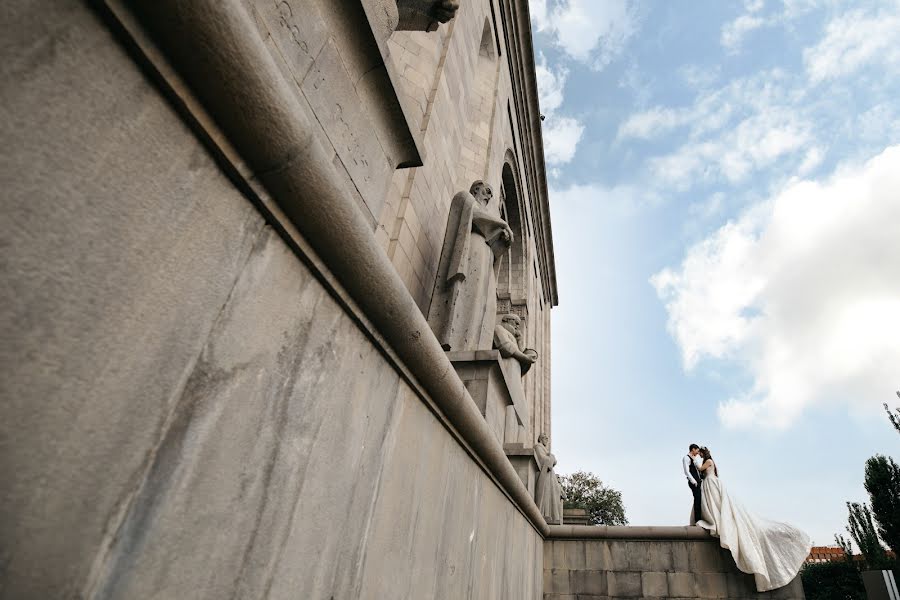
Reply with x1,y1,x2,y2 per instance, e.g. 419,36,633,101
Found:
428,181,513,351
534,433,564,525
493,314,537,374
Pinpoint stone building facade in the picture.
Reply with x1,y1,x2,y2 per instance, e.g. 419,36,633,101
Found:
377,3,557,444
1,1,805,598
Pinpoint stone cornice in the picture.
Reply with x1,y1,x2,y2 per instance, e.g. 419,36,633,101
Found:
548,525,714,540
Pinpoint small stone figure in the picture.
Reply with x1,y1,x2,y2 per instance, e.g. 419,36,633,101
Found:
493,314,537,374
428,181,513,352
534,433,564,525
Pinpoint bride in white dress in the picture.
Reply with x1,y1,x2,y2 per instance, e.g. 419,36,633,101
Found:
694,447,811,592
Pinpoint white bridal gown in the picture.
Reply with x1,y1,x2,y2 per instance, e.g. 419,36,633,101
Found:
695,461,811,592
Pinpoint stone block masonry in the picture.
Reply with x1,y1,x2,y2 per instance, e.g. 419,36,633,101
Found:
545,527,805,600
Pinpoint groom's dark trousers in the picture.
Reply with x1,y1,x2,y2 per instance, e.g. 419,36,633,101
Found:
687,456,702,524
688,480,702,525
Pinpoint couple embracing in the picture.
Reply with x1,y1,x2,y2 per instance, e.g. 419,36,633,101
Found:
682,443,812,592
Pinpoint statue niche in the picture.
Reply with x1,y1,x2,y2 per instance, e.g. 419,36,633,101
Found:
428,181,513,351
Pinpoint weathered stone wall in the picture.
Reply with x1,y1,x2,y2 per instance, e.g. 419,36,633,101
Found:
0,2,543,598
544,537,805,600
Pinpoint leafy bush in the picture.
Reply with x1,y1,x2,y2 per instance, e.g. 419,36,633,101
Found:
802,560,899,600
800,561,864,600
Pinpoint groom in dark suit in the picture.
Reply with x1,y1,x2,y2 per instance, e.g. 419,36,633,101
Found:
683,443,702,525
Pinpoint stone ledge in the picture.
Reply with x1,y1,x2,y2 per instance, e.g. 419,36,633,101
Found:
548,525,713,540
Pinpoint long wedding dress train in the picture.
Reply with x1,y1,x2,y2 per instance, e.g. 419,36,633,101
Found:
695,465,811,592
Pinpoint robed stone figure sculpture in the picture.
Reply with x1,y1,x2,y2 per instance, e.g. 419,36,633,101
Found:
428,181,513,351
534,433,564,525
493,313,537,375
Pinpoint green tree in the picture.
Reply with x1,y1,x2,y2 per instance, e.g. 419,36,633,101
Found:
884,392,900,434
864,455,900,554
841,502,887,569
559,471,627,525
834,533,853,561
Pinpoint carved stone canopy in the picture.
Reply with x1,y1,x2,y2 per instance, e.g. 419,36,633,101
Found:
362,0,459,47
396,0,460,32
497,298,527,322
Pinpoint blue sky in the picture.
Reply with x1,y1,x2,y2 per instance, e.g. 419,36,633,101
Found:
532,0,900,546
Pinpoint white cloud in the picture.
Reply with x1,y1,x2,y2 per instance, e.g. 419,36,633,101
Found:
718,0,811,54
718,0,885,55
780,0,823,20
530,0,638,68
649,106,812,188
857,103,900,143
617,82,737,142
678,64,720,90
549,181,662,215
651,214,767,369
619,3,900,191
543,116,585,165
619,67,823,188
745,0,765,12
618,61,652,107
529,0,551,30
535,53,568,114
721,15,766,52
718,0,900,60
652,146,900,429
797,146,825,175
618,68,789,143
804,8,900,83
688,192,726,222
534,53,584,165
617,107,686,140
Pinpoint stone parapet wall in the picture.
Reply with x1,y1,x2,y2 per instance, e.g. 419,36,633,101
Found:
544,528,805,600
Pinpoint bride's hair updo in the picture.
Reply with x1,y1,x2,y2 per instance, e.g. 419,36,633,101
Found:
700,446,719,476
